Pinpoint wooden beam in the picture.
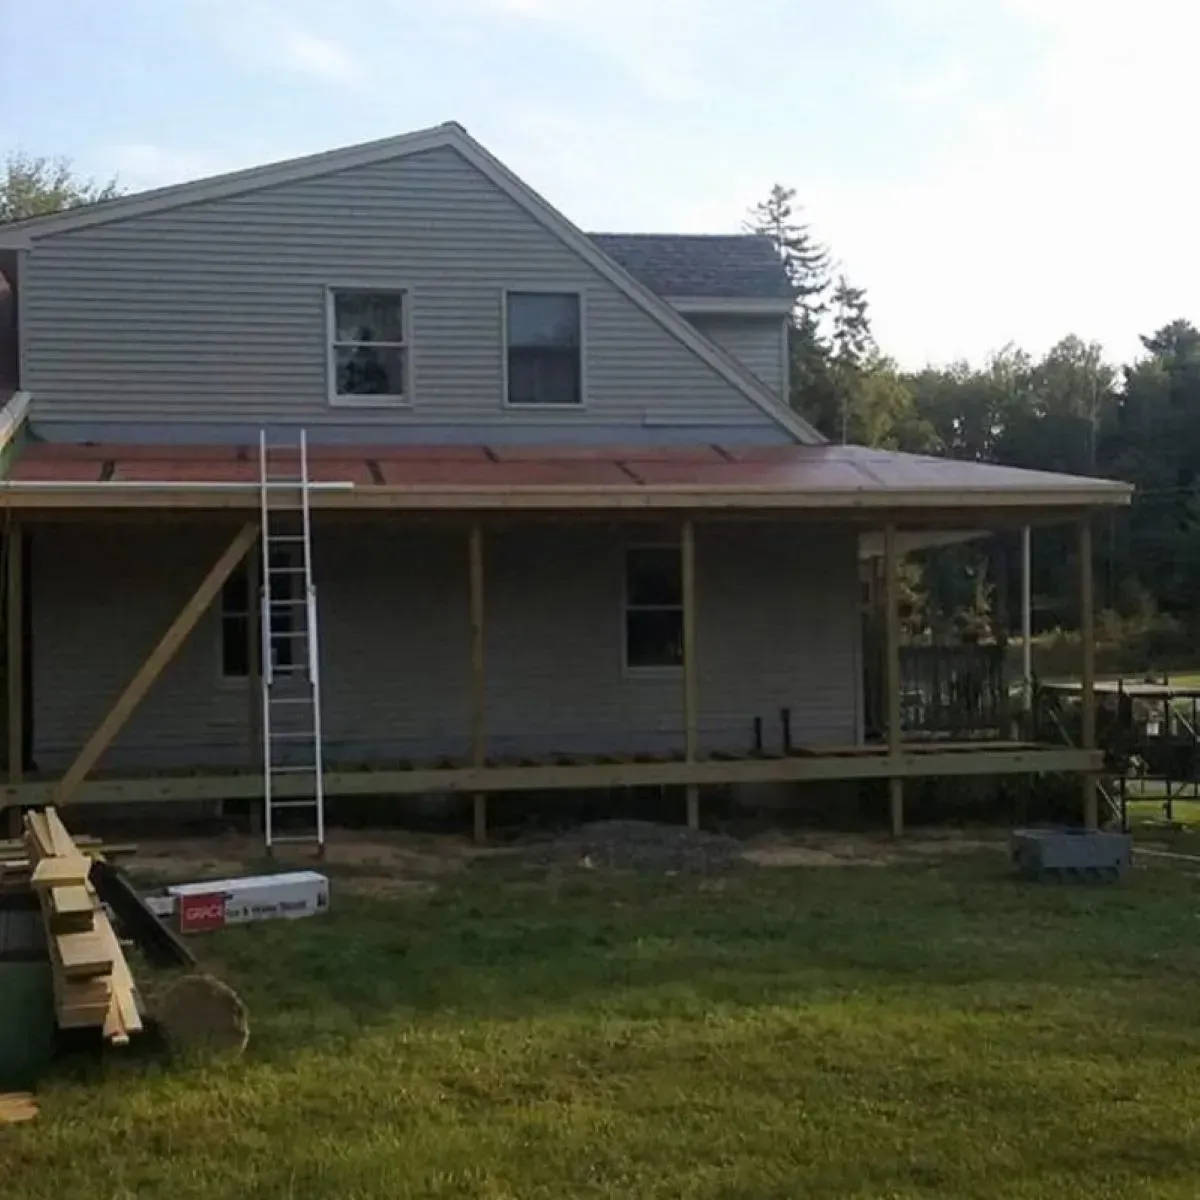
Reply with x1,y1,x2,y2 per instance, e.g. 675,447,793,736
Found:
884,524,904,836
246,557,263,835
5,520,21,837
1079,516,1097,829
51,523,259,806
681,519,699,830
5,745,1105,808
469,522,487,844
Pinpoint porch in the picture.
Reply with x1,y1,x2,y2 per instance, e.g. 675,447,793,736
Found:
0,438,1126,841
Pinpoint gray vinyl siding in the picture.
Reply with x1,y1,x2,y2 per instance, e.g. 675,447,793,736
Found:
30,521,859,771
22,146,792,446
684,314,787,397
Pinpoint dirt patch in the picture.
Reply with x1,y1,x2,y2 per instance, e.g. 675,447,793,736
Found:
507,819,747,874
745,829,1006,869
124,830,489,888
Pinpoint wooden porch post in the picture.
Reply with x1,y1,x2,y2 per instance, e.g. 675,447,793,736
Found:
884,524,903,837
993,539,1011,735
1079,516,1098,829
247,558,263,836
5,520,23,838
52,523,259,807
469,522,487,844
682,519,699,830
1021,525,1033,712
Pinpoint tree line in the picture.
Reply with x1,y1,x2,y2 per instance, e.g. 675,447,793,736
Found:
747,185,1197,652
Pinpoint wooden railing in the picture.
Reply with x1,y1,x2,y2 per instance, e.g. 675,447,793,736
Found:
865,642,1010,739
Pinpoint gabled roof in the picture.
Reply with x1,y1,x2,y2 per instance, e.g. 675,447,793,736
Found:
0,122,821,444
588,233,793,303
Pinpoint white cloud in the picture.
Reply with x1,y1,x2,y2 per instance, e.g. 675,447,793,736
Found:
204,2,366,91
275,26,361,88
463,0,721,100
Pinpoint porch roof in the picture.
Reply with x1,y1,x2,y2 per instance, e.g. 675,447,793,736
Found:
0,441,1131,519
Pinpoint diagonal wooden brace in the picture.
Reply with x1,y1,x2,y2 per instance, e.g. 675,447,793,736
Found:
52,523,260,806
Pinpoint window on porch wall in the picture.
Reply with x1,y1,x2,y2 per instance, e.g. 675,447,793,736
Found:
220,550,300,679
624,546,684,669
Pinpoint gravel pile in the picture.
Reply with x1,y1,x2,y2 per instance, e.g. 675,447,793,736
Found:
512,819,748,873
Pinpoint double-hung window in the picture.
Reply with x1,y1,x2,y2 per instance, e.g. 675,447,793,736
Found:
505,291,582,406
328,288,408,404
624,546,684,670
220,551,300,680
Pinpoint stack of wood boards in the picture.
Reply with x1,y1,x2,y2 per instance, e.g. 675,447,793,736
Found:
18,808,142,1045
0,1091,38,1124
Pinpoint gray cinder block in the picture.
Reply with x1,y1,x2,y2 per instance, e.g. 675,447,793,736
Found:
1011,828,1133,882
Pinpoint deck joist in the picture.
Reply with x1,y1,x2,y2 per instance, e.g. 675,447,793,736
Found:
0,743,1103,808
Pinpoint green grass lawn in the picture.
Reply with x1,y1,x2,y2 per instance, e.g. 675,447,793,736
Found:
8,844,1200,1199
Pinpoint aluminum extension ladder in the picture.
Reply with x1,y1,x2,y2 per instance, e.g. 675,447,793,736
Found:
259,429,326,855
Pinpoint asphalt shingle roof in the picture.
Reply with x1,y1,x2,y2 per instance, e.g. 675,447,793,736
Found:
588,233,793,301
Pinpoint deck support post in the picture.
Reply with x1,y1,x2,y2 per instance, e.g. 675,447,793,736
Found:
884,524,903,837
1079,516,1098,830
681,519,699,830
1021,525,1033,714
469,522,487,844
993,539,1011,735
5,520,22,838
52,523,259,807
247,559,262,836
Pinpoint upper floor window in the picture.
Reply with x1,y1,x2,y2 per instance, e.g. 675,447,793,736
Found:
328,288,408,405
505,291,582,406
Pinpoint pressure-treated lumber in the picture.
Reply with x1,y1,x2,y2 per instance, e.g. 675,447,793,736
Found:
29,855,90,889
22,806,143,1043
469,522,487,844
1079,517,1098,830
884,524,904,837
682,520,700,830
52,522,258,805
6,518,22,791
53,929,113,979
2,745,1106,808
0,1093,38,1125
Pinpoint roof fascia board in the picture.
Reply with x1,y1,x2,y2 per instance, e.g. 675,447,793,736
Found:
666,296,794,316
0,123,459,244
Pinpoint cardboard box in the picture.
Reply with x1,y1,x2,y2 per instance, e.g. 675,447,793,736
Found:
165,871,329,933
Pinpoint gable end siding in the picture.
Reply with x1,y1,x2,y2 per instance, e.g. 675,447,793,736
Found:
23,147,795,445
684,313,787,397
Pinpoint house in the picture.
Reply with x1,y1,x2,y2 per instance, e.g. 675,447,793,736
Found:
0,121,1130,847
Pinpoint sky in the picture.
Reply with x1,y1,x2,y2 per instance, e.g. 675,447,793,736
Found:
1,0,1195,367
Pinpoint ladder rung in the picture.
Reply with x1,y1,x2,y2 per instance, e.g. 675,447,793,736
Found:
269,800,321,810
268,566,308,575
268,695,312,704
268,535,308,544
271,631,309,639
269,765,318,774
270,731,316,741
269,835,325,845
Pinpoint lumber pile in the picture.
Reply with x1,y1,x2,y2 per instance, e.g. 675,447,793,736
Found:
18,808,142,1045
0,1091,38,1124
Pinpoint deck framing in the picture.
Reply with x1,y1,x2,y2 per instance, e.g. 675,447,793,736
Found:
0,745,1102,809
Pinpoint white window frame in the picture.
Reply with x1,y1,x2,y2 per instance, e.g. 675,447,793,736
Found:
216,548,301,684
326,284,412,409
621,542,685,676
501,287,587,409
